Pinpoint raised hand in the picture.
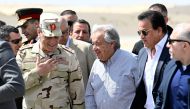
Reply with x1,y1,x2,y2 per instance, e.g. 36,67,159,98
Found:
35,55,58,76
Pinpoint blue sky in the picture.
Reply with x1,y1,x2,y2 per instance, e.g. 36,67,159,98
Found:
1,0,190,6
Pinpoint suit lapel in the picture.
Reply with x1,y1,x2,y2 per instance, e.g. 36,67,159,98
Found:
162,61,177,103
138,48,148,80
153,42,170,89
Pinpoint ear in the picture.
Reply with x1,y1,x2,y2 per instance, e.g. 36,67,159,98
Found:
69,31,72,36
164,16,169,24
34,21,40,28
183,42,189,49
157,27,163,36
111,41,116,49
37,28,41,36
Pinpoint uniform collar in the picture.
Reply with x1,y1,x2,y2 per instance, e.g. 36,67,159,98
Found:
31,40,61,58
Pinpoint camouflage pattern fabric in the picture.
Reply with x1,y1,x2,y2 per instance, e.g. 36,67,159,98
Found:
16,43,85,109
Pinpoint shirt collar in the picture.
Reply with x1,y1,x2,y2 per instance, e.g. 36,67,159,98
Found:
106,49,120,65
146,33,168,54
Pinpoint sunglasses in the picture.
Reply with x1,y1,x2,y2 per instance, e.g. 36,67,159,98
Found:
168,38,190,44
137,29,151,36
67,21,74,27
10,37,22,44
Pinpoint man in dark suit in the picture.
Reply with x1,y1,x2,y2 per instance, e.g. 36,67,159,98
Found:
130,10,171,109
0,39,25,109
155,23,190,109
132,3,173,55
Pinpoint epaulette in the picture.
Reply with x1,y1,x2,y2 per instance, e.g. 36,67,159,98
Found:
19,44,34,51
60,45,75,54
22,40,30,45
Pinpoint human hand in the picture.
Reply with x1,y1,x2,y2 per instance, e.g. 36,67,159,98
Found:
35,55,58,76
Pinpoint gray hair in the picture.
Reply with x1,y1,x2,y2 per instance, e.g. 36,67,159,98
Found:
174,23,190,42
92,24,120,49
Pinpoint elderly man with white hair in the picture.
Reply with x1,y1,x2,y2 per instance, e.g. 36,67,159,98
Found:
85,24,140,109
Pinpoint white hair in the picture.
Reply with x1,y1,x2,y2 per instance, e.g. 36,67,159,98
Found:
92,24,120,49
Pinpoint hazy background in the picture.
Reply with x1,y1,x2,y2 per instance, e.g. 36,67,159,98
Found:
0,0,190,51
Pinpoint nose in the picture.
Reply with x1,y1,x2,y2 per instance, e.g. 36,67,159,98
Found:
79,31,83,36
92,44,97,51
166,42,170,48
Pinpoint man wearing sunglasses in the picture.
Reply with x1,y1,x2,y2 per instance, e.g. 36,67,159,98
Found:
0,25,22,56
131,10,171,109
155,23,190,109
0,25,23,109
132,3,173,55
15,8,43,45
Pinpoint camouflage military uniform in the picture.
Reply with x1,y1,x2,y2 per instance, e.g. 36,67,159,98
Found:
16,42,85,109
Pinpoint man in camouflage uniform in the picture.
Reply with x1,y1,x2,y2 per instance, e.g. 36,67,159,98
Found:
16,13,85,109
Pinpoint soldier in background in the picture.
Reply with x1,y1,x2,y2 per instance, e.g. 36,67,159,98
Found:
15,8,43,45
16,13,84,109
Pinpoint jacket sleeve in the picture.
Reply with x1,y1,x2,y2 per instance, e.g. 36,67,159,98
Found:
16,47,42,90
86,45,96,75
68,53,85,109
0,41,25,102
155,83,164,109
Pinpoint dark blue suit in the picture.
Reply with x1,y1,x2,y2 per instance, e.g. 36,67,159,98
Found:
155,60,190,109
0,40,25,109
130,36,171,109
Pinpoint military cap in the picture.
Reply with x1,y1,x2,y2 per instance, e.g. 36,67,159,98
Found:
15,8,43,27
40,13,62,37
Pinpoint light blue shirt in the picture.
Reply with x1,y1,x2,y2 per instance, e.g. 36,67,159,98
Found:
85,49,140,109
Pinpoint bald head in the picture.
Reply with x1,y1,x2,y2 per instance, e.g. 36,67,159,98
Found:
172,23,190,42
59,17,69,30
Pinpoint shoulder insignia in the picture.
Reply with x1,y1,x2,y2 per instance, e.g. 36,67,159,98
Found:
60,45,74,54
20,44,34,51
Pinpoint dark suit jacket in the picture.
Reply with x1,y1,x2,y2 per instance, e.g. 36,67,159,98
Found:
154,60,177,109
0,40,25,109
132,25,173,55
130,35,171,109
155,60,190,109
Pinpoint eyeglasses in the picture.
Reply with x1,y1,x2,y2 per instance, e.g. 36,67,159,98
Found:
10,37,22,44
168,38,190,44
137,29,151,36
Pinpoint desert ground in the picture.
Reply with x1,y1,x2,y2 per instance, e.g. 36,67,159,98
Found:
0,4,190,51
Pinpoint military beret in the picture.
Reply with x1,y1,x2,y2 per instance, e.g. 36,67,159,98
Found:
15,8,43,27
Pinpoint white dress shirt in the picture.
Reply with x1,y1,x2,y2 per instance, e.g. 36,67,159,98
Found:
144,34,168,109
